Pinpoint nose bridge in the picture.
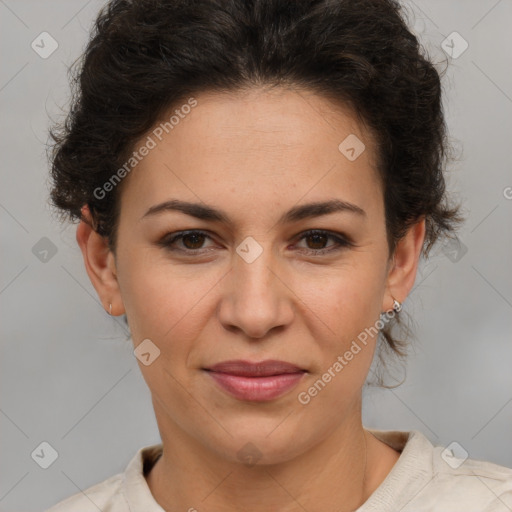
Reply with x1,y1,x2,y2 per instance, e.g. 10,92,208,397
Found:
234,235,281,302
219,235,292,337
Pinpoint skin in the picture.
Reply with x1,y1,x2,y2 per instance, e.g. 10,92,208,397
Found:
77,86,425,512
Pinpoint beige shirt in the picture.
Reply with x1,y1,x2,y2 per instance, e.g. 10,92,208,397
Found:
45,429,512,511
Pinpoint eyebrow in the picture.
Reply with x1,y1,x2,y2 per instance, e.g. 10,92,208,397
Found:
140,198,366,224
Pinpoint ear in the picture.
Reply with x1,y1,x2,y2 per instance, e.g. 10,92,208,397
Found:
75,205,125,316
382,217,426,312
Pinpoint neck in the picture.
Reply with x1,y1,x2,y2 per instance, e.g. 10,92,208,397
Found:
146,400,378,512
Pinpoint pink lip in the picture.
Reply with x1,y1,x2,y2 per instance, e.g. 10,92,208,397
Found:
204,359,306,402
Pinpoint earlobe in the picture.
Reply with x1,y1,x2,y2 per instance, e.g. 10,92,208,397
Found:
76,205,124,316
382,217,426,312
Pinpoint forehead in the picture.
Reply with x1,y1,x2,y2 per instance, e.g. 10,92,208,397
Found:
118,87,382,222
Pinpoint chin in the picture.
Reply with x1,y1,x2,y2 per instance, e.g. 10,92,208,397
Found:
203,415,318,466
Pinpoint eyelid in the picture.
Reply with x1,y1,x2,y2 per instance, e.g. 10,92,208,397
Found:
156,230,217,251
295,229,353,245
293,229,354,254
157,228,353,254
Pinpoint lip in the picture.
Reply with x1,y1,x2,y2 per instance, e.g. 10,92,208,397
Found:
204,359,306,402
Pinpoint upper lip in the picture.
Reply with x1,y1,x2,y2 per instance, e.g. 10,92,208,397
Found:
205,359,306,377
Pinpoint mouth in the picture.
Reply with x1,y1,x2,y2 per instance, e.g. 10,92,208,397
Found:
203,360,307,402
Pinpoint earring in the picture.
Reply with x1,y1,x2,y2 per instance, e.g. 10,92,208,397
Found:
392,297,402,313
108,303,112,316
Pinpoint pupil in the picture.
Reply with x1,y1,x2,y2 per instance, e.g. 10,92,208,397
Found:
308,233,327,249
183,233,205,249
181,233,329,250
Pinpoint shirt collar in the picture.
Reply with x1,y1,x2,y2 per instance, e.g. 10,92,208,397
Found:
122,443,165,512
357,429,435,512
120,430,434,512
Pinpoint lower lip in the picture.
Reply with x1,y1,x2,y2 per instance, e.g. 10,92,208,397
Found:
206,371,305,402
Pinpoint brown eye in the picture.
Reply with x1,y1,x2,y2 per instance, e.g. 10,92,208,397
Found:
304,232,329,250
295,229,352,255
181,232,207,249
157,230,215,253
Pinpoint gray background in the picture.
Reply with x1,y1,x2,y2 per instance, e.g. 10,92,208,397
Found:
1,1,511,510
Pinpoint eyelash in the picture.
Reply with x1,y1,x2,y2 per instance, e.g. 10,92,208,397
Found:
157,229,353,256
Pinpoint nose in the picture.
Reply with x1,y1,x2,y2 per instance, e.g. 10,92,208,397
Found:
217,241,294,339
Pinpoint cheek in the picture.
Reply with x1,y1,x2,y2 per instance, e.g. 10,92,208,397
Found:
117,256,214,411
291,258,387,400
297,259,386,338
295,275,382,413
117,251,220,352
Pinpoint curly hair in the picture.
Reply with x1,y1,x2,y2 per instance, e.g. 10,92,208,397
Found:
48,0,463,386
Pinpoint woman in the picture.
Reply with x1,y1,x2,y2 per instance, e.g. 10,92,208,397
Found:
46,0,512,510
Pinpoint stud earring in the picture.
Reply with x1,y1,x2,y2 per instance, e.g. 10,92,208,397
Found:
381,296,402,315
108,303,112,316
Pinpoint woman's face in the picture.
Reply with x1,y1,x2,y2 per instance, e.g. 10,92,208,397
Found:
90,87,422,464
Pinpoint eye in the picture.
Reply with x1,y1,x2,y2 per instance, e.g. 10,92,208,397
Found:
157,230,216,254
157,229,353,256
294,229,353,255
